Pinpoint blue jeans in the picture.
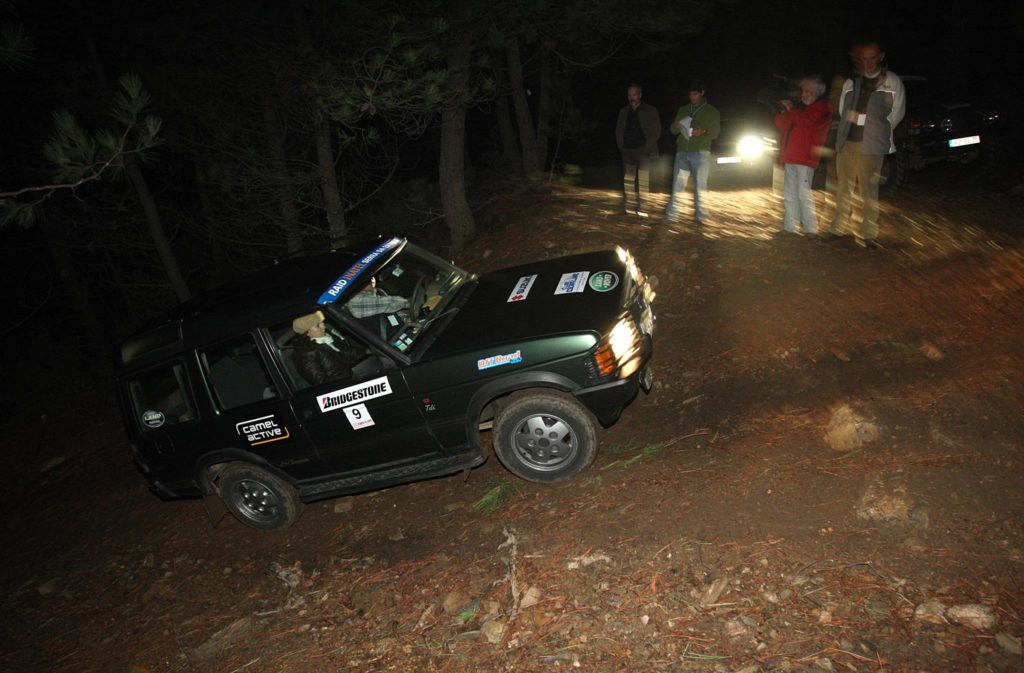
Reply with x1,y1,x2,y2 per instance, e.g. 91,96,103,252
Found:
782,163,818,234
665,150,710,222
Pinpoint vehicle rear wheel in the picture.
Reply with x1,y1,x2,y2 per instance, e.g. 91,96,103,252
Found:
879,150,909,193
218,464,302,530
492,391,597,483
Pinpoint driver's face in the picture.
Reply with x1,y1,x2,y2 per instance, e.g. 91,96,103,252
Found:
307,321,326,338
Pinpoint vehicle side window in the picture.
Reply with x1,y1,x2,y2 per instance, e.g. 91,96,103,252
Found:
127,362,197,431
272,316,369,390
201,336,278,410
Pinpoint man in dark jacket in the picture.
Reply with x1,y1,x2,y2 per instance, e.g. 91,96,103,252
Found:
615,84,662,217
291,311,356,385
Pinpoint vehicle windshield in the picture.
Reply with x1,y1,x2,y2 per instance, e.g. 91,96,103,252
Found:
337,242,470,353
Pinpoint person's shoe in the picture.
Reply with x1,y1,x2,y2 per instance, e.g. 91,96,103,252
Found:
636,210,649,218
662,215,679,225
864,239,882,250
624,208,637,216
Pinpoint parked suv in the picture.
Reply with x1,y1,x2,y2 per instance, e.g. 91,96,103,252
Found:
881,75,1003,191
117,238,655,530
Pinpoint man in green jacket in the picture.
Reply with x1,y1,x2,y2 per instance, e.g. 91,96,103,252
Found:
664,82,721,225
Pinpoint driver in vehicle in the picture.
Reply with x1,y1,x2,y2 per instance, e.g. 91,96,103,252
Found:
291,311,359,384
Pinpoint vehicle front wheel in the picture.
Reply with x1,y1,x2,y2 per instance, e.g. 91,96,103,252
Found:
218,464,302,530
492,391,597,483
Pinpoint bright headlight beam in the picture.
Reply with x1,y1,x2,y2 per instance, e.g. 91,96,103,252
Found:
608,318,638,362
737,135,764,158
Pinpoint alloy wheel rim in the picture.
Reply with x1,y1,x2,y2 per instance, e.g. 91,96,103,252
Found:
511,413,578,471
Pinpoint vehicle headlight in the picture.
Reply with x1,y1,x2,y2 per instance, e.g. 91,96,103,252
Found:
737,135,765,158
615,246,644,285
608,317,638,362
616,245,656,304
593,316,644,379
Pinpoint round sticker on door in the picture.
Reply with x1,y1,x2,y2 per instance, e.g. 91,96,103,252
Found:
141,410,165,428
588,270,619,292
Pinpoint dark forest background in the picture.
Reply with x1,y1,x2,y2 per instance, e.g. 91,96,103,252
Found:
2,0,1022,365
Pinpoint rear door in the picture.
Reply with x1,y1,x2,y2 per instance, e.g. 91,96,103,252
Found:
197,334,317,478
123,358,208,488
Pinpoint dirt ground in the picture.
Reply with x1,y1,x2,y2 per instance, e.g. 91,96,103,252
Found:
4,167,1024,673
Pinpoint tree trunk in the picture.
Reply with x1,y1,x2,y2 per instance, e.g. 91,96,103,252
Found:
506,37,541,179
193,156,230,286
124,154,192,302
494,68,523,177
261,92,304,254
315,118,347,248
293,2,346,249
534,49,553,173
439,43,475,254
38,217,109,354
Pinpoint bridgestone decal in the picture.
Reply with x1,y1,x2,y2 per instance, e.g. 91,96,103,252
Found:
318,376,392,413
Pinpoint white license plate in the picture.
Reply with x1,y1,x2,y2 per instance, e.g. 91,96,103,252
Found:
716,156,742,165
948,135,981,148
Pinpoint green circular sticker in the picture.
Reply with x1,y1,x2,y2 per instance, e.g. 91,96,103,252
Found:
588,270,619,292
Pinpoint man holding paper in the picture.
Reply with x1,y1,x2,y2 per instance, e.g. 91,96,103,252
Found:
664,81,720,226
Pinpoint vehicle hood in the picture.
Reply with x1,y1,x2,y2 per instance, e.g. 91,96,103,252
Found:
424,250,631,358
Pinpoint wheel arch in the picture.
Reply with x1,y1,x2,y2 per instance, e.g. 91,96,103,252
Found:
194,448,296,496
466,371,580,450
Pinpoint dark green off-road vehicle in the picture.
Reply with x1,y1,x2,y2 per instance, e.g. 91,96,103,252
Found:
117,237,655,530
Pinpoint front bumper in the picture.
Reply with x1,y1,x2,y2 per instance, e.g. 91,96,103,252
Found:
576,335,653,426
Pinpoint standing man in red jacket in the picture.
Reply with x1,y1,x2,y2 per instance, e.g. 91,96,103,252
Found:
773,76,832,237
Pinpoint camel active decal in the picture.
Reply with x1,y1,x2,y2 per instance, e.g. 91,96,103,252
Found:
318,376,393,413
235,414,291,446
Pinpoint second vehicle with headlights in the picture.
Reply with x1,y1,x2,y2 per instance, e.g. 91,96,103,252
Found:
116,238,655,530
708,115,779,186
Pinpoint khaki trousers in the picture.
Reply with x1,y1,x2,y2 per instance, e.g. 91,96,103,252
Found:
830,141,885,240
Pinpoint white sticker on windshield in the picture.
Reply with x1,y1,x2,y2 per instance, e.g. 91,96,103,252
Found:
343,403,375,429
507,274,537,302
554,271,590,295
